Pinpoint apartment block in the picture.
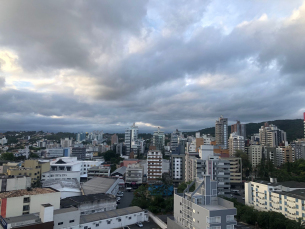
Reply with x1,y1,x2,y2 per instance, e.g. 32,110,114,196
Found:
229,132,245,157
170,149,185,186
125,163,144,186
227,157,242,184
248,145,263,168
147,150,163,183
231,120,246,140
0,175,31,192
259,123,286,147
42,171,80,182
245,179,305,222
125,123,138,155
0,188,60,218
172,175,237,229
45,148,64,158
87,165,111,178
153,127,165,150
71,147,86,160
184,152,199,182
111,134,118,145
215,116,228,149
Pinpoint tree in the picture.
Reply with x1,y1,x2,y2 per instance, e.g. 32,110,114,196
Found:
177,181,195,193
29,153,39,159
0,152,15,161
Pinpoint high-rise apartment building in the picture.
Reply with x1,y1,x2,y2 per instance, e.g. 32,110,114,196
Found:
111,134,118,145
170,148,185,186
171,175,237,229
76,133,86,142
259,123,286,147
228,132,245,157
171,129,183,151
147,150,163,183
248,145,263,168
152,127,165,150
227,157,242,184
124,123,138,155
60,138,73,148
71,147,86,160
231,120,246,140
215,116,228,149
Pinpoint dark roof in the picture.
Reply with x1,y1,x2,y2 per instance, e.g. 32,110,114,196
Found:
253,180,305,188
274,189,305,199
80,206,143,224
55,159,66,164
60,193,115,208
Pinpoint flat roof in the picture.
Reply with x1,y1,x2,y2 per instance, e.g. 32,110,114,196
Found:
80,206,143,224
61,193,115,208
54,206,79,214
43,171,80,174
82,177,117,195
0,188,57,198
252,180,305,188
4,213,39,224
274,189,305,199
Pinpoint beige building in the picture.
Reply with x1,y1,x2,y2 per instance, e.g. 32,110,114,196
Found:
248,145,263,168
0,188,60,218
7,160,50,184
125,163,144,185
227,157,242,183
0,175,31,192
245,179,305,222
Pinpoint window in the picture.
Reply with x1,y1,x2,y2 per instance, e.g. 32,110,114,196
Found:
23,205,29,211
226,215,234,222
107,221,111,224
58,222,63,225
96,224,99,227
23,197,30,203
226,225,234,229
69,220,74,223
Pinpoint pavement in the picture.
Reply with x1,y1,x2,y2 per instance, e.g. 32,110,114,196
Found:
117,190,135,209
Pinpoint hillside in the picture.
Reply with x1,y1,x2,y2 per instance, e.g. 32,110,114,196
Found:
185,119,303,142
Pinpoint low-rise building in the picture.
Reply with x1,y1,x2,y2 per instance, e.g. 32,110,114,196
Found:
88,165,111,178
245,178,305,221
125,163,144,187
0,175,31,192
41,170,80,182
171,175,237,229
45,148,64,158
111,166,126,178
60,193,116,215
42,179,82,199
0,188,60,218
82,177,120,196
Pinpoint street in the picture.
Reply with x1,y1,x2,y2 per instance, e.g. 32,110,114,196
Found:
117,190,135,209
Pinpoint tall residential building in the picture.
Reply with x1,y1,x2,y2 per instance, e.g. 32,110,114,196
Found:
259,123,286,147
111,134,118,145
292,139,305,160
228,132,245,157
248,145,263,168
231,120,246,140
215,116,228,149
153,127,165,150
171,175,237,229
184,151,199,182
171,129,183,151
245,178,305,222
170,148,185,186
71,147,86,160
124,123,138,155
227,157,242,184
60,138,73,147
147,150,162,183
76,132,86,142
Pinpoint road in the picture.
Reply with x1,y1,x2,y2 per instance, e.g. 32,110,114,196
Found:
117,190,135,209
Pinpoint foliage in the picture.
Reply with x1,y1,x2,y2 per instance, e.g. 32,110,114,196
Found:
177,181,195,193
29,153,39,158
132,184,174,214
0,152,15,161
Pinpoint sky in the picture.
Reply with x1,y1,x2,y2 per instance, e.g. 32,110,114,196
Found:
0,0,305,133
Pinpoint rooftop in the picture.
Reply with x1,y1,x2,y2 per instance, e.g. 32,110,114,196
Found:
4,213,40,224
80,206,143,224
42,179,81,190
252,180,305,188
111,166,126,175
0,188,57,198
82,177,117,195
60,193,115,208
54,206,79,214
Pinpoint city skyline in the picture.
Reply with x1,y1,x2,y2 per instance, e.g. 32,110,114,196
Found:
0,1,305,133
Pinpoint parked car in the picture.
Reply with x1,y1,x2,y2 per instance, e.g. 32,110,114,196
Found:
117,193,123,197
117,197,121,201
136,222,143,227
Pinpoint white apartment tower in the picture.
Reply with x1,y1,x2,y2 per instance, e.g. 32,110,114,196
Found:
229,132,245,157
125,123,138,155
153,127,165,150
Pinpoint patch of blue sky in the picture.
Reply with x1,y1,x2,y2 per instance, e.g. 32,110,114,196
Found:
13,81,33,89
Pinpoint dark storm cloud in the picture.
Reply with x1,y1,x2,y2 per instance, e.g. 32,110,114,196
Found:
0,0,305,133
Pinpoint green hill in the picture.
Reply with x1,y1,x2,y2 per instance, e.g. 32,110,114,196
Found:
184,119,303,142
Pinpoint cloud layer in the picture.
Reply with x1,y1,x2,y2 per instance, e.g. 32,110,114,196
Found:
0,0,305,133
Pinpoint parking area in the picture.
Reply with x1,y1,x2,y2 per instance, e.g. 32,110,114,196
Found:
117,190,135,209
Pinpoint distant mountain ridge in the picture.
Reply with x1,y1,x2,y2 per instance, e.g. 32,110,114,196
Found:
184,119,303,142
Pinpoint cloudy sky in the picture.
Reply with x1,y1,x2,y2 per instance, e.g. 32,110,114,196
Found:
0,0,305,133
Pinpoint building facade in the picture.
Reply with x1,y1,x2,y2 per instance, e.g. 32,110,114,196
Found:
124,123,138,155
248,145,263,168
152,127,165,150
228,132,245,157
147,150,163,183
125,163,144,186
231,120,246,140
172,175,237,229
215,116,228,149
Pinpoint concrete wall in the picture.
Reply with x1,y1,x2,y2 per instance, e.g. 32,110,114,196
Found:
79,199,117,215
167,217,184,229
29,192,61,214
53,209,80,229
6,197,24,217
